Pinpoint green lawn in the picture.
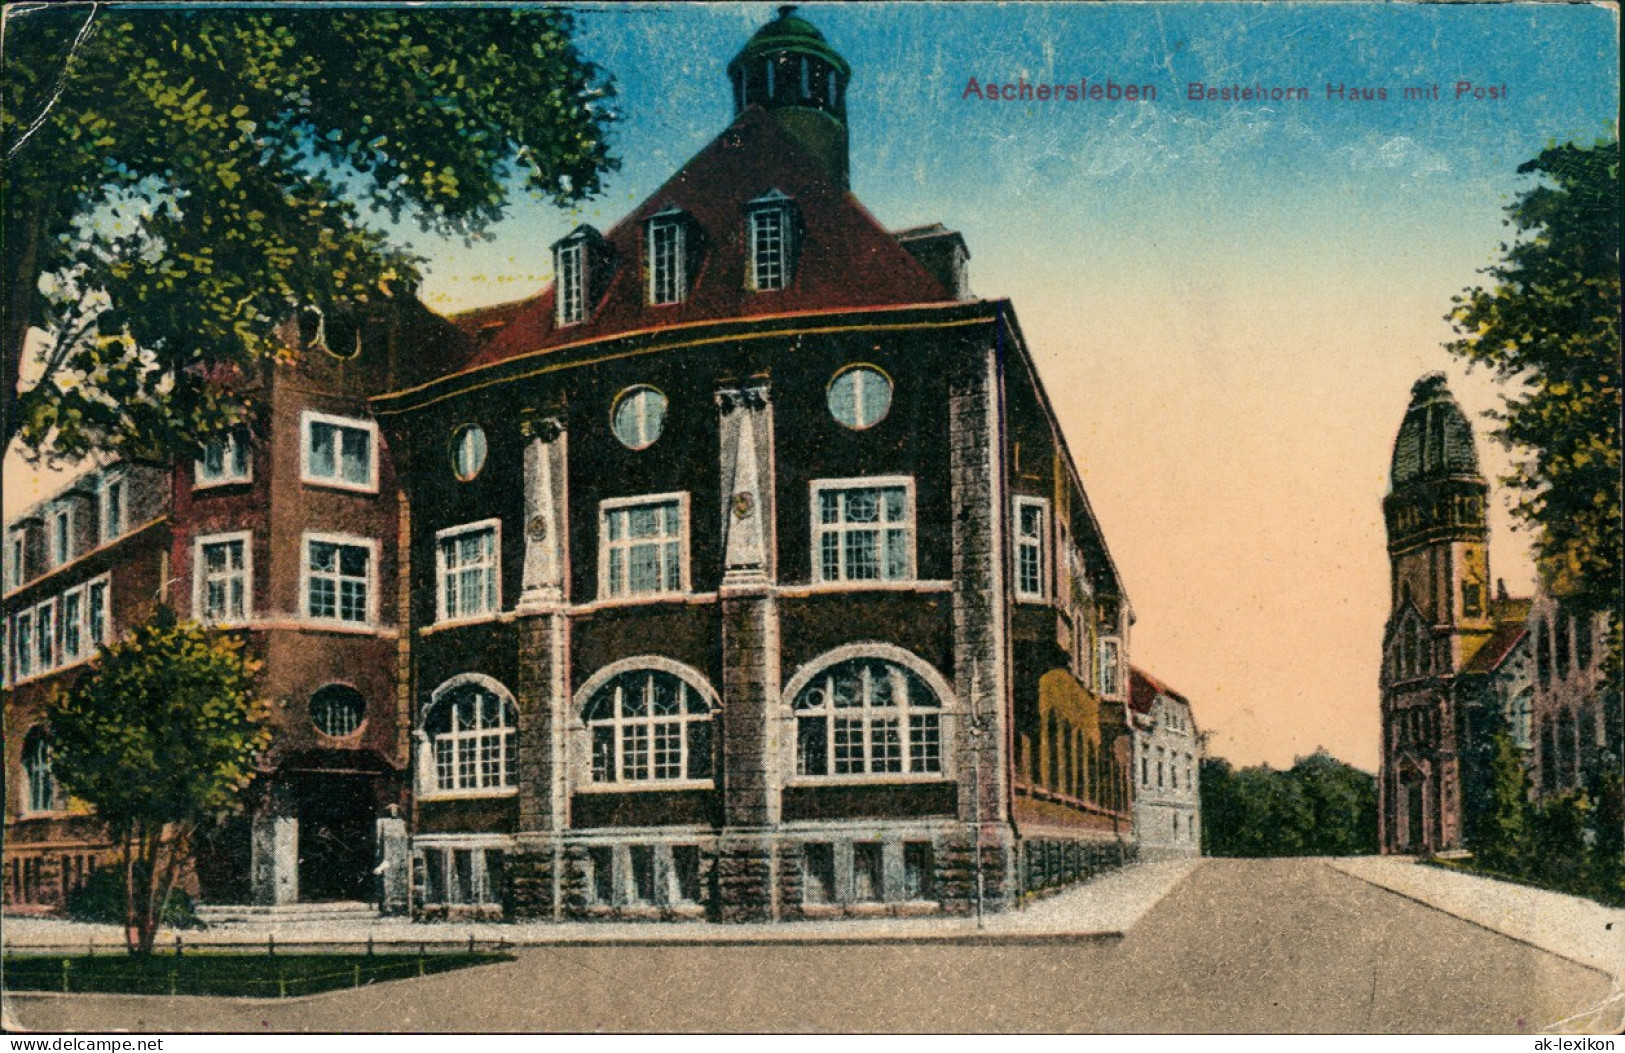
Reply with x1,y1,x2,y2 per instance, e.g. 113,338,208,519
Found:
2,951,512,998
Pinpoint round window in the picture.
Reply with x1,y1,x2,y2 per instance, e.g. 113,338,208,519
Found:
451,424,487,481
828,365,892,430
611,386,668,450
311,684,366,737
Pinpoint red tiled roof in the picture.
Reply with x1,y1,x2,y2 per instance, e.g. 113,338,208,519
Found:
462,106,954,371
1462,621,1529,674
1129,666,1189,715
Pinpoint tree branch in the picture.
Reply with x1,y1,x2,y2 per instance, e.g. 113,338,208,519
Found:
4,3,100,161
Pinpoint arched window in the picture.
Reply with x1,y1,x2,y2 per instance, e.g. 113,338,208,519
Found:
1535,617,1552,688
1554,612,1572,680
583,669,713,784
422,681,517,793
1575,613,1594,669
22,728,59,813
794,657,943,777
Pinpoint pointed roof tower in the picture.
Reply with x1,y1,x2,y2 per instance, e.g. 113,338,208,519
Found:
1389,372,1483,489
727,5,853,188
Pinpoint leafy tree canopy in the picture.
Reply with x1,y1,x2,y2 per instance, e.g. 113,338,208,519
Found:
1446,139,1621,614
1200,749,1378,857
3,6,617,465
48,607,271,952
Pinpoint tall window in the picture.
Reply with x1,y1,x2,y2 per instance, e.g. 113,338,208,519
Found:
87,579,107,647
646,212,687,305
196,430,251,487
1097,637,1121,697
8,534,22,589
304,535,375,625
793,657,944,777
1014,497,1049,600
601,495,687,599
302,411,378,491
101,476,125,541
35,599,55,671
747,192,795,291
60,589,82,662
195,533,250,624
23,729,59,814
423,683,517,794
436,522,500,622
14,610,33,679
812,479,913,584
50,511,70,566
583,669,713,784
556,238,585,325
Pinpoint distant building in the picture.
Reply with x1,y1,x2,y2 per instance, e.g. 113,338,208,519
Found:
1129,668,1201,858
1378,372,1615,856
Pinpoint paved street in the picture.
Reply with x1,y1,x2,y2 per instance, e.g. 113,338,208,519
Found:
5,859,1615,1033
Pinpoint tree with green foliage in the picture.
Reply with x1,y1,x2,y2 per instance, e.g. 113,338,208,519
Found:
3,6,617,465
1200,749,1377,857
1472,730,1532,873
48,608,271,955
1446,139,1620,616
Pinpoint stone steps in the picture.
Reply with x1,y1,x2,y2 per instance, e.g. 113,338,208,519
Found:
195,900,380,925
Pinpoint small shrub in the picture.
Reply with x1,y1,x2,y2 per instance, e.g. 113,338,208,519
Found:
65,866,202,929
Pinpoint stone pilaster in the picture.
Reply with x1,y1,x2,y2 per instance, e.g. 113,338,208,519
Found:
251,784,298,906
515,415,571,841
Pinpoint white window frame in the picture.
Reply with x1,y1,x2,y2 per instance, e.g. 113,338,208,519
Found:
193,530,253,626
599,493,690,601
747,194,794,291
556,238,585,326
300,410,379,493
8,533,23,590
1097,636,1122,699
49,509,71,567
581,667,716,788
1014,496,1050,602
14,609,34,680
300,532,379,629
22,728,62,815
59,584,85,664
195,430,252,488
34,597,56,672
418,675,519,800
435,519,502,624
783,646,955,784
646,212,687,306
100,474,126,543
810,476,916,586
85,575,109,650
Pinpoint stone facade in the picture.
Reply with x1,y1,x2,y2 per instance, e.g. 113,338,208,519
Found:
1129,669,1202,859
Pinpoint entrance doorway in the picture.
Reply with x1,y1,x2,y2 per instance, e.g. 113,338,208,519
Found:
1405,780,1424,851
295,773,376,902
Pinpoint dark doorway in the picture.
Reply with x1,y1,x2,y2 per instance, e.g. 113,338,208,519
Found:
1405,780,1424,851
194,814,252,904
295,773,376,902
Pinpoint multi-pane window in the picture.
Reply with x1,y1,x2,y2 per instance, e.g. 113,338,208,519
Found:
14,611,33,679
23,729,59,814
196,430,251,486
102,477,125,541
646,213,687,305
556,239,585,325
8,535,22,589
1015,497,1049,600
35,599,55,671
583,669,713,784
1097,637,1121,697
304,536,374,625
86,580,107,648
60,589,82,662
747,194,795,291
794,658,943,777
611,386,668,450
196,534,250,624
302,412,377,491
813,480,913,583
601,496,687,598
436,522,499,622
827,365,893,430
50,511,70,566
423,685,517,793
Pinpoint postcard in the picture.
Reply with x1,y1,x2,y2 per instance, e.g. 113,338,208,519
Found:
2,0,1619,1037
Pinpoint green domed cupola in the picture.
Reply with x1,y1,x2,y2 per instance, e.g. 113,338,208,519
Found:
727,6,853,187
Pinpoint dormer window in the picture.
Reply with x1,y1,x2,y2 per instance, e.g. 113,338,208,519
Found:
747,191,797,292
557,240,585,325
646,210,691,306
552,225,610,327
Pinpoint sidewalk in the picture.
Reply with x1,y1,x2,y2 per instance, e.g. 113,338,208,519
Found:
2,857,1203,951
1327,855,1625,1034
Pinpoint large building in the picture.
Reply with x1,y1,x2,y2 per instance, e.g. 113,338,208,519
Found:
1128,669,1201,859
1377,372,1616,855
5,9,1146,920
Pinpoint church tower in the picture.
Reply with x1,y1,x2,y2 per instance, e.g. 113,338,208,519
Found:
1379,372,1492,853
726,5,852,188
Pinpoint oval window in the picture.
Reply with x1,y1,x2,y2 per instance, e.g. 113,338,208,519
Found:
451,424,487,481
311,684,366,738
611,386,668,450
828,365,892,430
